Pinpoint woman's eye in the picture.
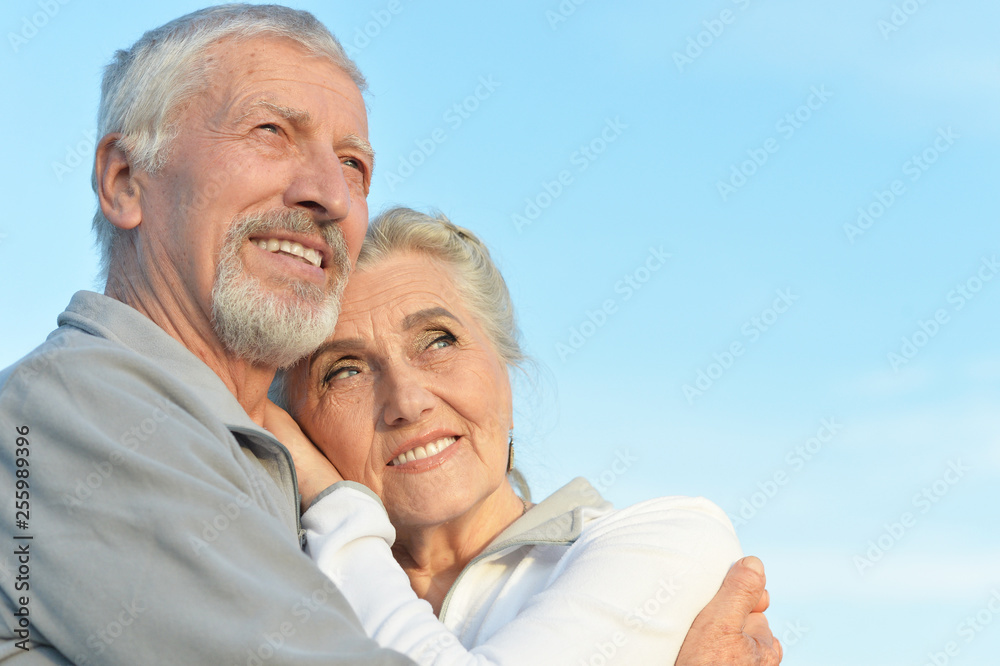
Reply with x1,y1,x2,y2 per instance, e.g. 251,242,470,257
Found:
324,366,360,383
428,333,456,350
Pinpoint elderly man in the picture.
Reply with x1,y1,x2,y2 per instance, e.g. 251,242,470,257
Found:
0,5,779,665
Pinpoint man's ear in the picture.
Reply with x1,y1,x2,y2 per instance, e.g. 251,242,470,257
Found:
95,133,142,231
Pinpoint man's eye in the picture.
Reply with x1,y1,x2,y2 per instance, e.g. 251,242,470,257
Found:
342,156,363,171
257,123,280,134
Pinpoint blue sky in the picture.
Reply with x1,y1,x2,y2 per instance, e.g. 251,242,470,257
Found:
2,1,998,664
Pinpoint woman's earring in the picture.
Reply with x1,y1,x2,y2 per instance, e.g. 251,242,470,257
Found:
506,434,515,473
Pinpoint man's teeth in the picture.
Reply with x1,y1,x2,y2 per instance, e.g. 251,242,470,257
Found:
390,437,458,466
253,238,322,268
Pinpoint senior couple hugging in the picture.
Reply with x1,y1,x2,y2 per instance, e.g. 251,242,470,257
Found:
0,5,782,665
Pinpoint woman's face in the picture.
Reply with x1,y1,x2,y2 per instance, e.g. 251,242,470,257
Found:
288,251,514,530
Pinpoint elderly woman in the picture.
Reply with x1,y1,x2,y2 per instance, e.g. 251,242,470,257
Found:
269,207,745,665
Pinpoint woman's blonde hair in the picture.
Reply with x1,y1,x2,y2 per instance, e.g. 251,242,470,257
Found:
358,207,526,369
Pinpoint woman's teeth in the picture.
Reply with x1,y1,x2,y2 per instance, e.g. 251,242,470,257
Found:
390,436,458,466
253,238,322,267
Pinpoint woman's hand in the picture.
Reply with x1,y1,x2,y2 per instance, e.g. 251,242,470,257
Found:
263,399,344,511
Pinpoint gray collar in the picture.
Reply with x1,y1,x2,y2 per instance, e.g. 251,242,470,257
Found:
57,290,278,440
57,291,301,534
488,476,612,551
438,477,611,622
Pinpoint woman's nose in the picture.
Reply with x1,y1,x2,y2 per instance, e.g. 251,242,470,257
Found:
380,365,436,427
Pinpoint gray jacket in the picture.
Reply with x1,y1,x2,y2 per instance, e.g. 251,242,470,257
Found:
0,291,414,665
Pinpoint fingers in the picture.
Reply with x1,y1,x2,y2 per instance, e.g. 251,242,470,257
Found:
743,612,773,645
736,556,770,615
677,556,781,666
752,587,770,614
744,612,782,665
740,557,781,663
710,555,768,629
741,555,767,587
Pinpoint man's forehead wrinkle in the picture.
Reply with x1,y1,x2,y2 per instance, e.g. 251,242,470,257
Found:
259,100,312,124
224,91,372,168
233,98,312,126
206,44,364,130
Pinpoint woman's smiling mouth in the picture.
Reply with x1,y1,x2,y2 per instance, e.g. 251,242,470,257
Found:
388,436,458,467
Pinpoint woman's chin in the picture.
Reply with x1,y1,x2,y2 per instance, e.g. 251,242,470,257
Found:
385,479,513,542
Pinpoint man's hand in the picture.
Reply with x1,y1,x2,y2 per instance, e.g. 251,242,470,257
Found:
263,400,343,511
675,556,782,666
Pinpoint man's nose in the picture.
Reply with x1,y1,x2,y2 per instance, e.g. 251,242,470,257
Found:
283,149,352,222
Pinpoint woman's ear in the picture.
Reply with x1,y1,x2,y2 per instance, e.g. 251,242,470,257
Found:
95,133,142,231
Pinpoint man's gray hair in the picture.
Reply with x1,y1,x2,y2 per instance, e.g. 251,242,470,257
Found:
90,3,365,282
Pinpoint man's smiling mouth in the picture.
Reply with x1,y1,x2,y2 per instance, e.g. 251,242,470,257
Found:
252,237,323,267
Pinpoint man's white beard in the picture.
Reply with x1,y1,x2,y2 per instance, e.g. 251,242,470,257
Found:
211,209,351,368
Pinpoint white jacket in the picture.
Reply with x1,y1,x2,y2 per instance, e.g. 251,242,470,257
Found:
304,477,742,665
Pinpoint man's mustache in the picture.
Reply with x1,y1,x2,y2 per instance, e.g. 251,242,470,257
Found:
226,209,352,276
